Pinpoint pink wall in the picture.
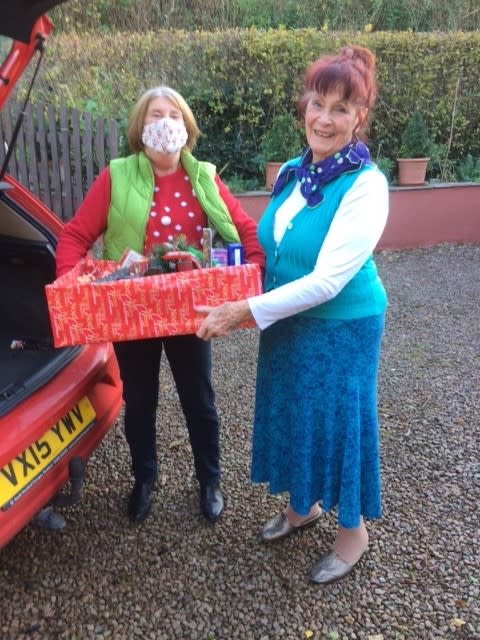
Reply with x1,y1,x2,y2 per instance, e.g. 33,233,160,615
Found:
237,183,480,250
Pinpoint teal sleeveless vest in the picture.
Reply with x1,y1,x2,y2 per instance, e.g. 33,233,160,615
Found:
103,151,240,261
258,160,387,320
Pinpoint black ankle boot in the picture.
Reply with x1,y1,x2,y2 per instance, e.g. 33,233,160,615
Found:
128,481,154,523
200,481,224,522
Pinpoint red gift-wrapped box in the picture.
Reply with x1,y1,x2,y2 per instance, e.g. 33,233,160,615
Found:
45,259,262,347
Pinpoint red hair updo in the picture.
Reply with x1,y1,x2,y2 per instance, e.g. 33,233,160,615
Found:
298,45,377,137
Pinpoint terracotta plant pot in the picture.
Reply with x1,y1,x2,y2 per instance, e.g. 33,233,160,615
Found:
264,161,283,191
397,158,430,186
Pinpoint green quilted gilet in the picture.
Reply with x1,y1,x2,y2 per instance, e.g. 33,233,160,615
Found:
103,151,240,261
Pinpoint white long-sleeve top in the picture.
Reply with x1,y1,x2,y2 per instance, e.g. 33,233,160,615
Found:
248,168,389,330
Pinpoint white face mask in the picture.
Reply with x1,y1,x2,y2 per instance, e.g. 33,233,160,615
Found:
141,117,188,154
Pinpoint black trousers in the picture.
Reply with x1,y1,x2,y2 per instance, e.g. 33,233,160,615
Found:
114,334,220,486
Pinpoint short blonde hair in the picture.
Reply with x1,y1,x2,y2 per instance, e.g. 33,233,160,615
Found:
127,86,200,153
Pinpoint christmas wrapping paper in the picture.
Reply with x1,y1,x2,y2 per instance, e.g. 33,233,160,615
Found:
45,259,262,347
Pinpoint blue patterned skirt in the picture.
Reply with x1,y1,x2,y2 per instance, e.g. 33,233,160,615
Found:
251,314,385,528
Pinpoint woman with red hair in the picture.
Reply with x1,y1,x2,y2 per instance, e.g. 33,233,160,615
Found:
197,46,389,584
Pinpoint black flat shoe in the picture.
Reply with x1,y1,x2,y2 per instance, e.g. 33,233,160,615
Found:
128,481,154,523
200,482,224,522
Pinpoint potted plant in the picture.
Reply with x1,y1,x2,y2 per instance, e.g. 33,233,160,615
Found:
375,156,395,184
258,113,304,190
396,111,433,186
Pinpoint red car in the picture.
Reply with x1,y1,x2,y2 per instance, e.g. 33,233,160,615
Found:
0,1,123,547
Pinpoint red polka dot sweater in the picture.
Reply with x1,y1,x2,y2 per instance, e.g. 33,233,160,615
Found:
145,166,206,254
56,164,265,277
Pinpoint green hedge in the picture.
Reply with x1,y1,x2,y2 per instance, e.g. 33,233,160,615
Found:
25,28,480,184
50,0,480,33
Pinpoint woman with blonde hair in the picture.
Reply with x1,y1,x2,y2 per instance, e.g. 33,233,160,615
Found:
56,86,264,525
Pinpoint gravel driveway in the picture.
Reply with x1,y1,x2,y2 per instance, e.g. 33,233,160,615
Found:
1,243,479,640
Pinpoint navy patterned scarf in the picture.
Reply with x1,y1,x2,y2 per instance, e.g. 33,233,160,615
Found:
271,140,372,207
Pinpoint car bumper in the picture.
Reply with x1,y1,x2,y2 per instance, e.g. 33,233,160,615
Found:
0,343,122,548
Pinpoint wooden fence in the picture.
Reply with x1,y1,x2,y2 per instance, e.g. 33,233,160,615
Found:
0,101,120,221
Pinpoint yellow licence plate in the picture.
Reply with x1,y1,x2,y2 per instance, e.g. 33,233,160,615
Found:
0,396,96,509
